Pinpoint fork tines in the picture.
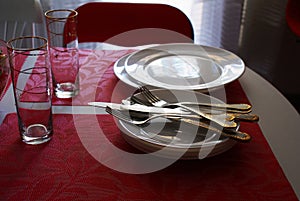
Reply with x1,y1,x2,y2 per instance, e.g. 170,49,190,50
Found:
139,86,159,103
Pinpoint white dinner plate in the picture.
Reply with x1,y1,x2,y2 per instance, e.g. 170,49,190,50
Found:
116,89,237,159
124,43,245,91
113,53,140,88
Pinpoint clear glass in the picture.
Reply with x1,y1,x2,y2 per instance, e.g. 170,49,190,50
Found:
7,36,53,145
45,9,79,98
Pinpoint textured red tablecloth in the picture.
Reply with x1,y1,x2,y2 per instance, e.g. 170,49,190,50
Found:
0,55,27,101
0,50,298,201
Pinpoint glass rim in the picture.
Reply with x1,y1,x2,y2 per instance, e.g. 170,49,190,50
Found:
7,36,48,52
44,9,78,19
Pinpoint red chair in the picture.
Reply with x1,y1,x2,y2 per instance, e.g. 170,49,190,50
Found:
66,2,194,46
286,0,300,36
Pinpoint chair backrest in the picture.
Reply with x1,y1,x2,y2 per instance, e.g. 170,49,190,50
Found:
286,0,300,36
69,2,194,46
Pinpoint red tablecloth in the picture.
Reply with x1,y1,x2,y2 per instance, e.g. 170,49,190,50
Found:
0,55,27,101
0,50,298,201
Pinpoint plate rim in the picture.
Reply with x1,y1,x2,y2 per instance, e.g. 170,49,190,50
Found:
122,43,245,90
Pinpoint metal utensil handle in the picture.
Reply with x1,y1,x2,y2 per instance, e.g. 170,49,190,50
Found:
232,113,259,122
180,102,251,111
177,104,237,128
181,118,251,142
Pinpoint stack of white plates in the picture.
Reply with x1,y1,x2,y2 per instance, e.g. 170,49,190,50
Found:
113,43,245,91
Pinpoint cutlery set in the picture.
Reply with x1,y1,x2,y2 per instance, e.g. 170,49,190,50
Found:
89,86,259,143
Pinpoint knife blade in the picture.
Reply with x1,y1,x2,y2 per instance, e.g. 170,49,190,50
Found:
88,102,190,114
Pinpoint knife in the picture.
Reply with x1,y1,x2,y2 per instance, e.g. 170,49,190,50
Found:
88,102,190,114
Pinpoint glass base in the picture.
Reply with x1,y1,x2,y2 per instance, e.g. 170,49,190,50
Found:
21,124,53,145
55,82,79,98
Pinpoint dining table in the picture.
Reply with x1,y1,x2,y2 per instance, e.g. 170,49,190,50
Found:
0,43,299,201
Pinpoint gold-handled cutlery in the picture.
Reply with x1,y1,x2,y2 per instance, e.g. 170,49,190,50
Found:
138,86,252,111
129,96,259,122
170,102,251,111
130,95,252,111
131,86,259,127
96,86,259,143
106,106,251,142
138,86,237,128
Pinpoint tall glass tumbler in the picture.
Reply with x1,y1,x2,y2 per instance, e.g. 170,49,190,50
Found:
7,36,53,145
45,9,79,98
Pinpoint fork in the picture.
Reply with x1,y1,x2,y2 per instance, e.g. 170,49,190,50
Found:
106,106,251,142
139,86,237,128
138,87,251,111
130,95,259,122
105,106,192,125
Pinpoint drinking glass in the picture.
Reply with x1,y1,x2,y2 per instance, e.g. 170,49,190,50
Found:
7,36,53,145
45,9,79,98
